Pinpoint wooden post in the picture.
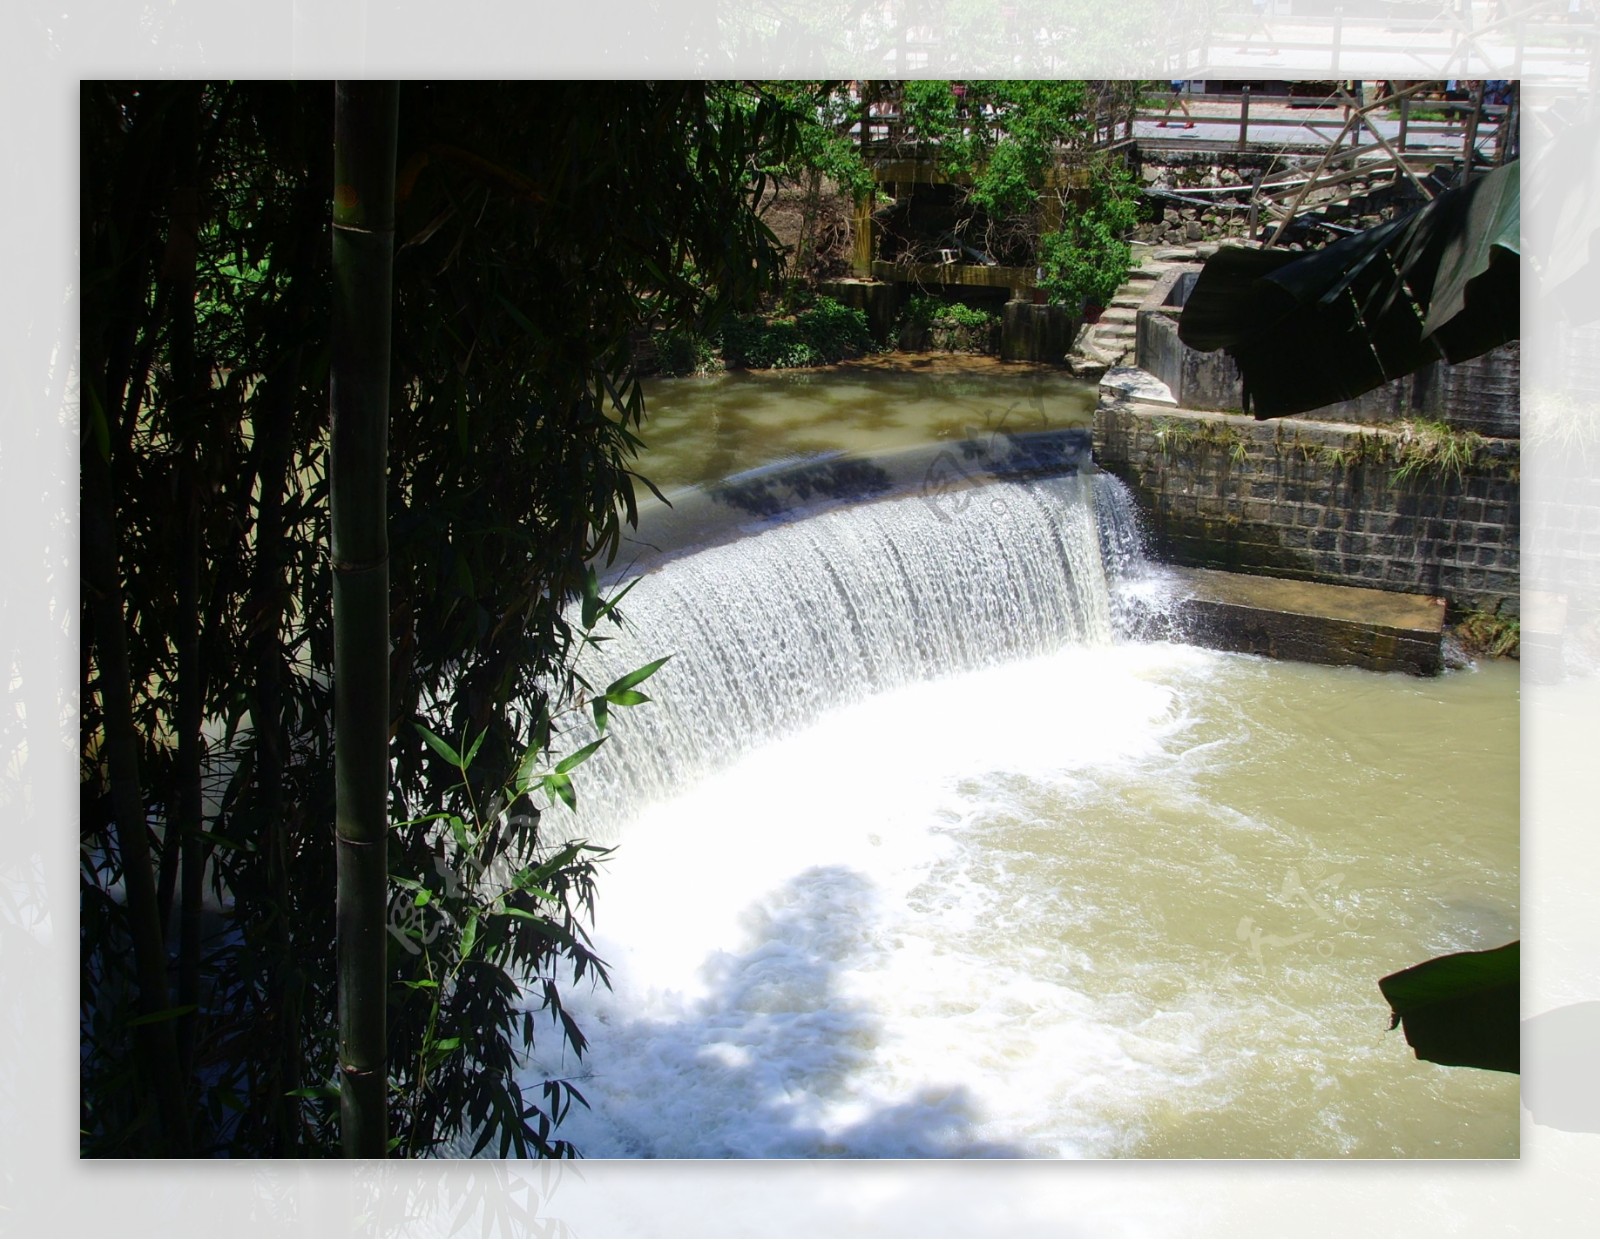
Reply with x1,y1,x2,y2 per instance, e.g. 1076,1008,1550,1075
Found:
852,188,875,277
1398,94,1409,152
1238,85,1250,152
1462,82,1483,185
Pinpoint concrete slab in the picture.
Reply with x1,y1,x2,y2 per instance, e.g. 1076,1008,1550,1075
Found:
1156,566,1447,676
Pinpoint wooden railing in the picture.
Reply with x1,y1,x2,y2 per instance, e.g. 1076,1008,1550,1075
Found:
1129,88,1517,166
852,87,1514,170
1164,1,1598,84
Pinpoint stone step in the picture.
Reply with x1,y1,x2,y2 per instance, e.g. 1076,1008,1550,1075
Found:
1110,294,1146,309
1098,306,1138,326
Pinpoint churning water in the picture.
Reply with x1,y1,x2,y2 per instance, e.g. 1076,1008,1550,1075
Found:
519,467,1518,1159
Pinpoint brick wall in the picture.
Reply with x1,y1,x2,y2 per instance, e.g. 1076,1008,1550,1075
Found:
1093,401,1521,616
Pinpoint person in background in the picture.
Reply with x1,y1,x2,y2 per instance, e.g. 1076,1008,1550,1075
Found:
1158,79,1196,128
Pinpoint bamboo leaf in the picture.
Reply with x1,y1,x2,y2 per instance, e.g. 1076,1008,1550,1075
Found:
580,565,601,630
415,722,462,768
604,655,672,696
553,737,606,775
127,1003,200,1029
545,772,577,811
462,727,486,771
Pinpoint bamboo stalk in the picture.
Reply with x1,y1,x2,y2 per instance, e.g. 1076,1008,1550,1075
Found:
331,80,399,1159
84,440,193,1155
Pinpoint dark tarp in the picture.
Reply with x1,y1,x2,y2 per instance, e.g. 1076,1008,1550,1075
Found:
1178,160,1520,418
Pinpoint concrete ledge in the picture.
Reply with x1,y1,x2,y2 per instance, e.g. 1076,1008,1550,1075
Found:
1152,566,1447,676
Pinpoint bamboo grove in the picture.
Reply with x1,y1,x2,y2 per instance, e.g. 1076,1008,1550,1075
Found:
80,81,801,1156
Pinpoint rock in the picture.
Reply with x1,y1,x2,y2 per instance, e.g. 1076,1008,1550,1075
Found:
1066,354,1109,381
1099,366,1177,407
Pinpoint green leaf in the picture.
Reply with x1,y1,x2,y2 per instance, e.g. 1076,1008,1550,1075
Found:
127,1003,199,1029
514,741,542,796
286,1084,342,1100
592,697,610,734
462,726,486,771
399,978,440,991
605,655,671,696
432,1036,463,1053
460,910,479,960
545,772,577,811
554,736,606,775
605,688,650,708
580,565,602,630
496,291,540,337
1379,940,1519,1074
415,722,462,768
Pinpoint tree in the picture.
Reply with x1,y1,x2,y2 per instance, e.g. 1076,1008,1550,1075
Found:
79,81,799,1157
864,80,1143,309
330,79,400,1158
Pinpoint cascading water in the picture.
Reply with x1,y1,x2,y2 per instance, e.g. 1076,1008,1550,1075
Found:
512,463,1516,1161
560,470,1143,841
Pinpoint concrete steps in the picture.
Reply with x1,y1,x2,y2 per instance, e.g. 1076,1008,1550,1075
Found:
1069,244,1209,376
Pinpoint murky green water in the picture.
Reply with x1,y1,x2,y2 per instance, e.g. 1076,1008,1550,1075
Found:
535,364,1520,1159
635,358,1097,492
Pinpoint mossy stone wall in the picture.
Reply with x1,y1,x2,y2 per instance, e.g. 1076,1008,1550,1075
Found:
1093,401,1521,616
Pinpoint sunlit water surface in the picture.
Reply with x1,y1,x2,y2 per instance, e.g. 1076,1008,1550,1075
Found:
510,366,1518,1160
634,358,1096,492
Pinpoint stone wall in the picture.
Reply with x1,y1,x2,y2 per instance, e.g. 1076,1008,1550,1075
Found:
1133,151,1423,250
1093,401,1521,617
1136,269,1521,438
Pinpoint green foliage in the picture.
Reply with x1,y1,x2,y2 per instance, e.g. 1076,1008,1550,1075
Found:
1151,416,1249,461
1313,430,1390,471
762,81,874,203
722,295,872,369
900,80,1092,217
656,329,723,377
1390,420,1488,485
79,80,798,1158
1037,159,1141,309
385,625,667,1157
898,294,1000,353
1454,606,1521,660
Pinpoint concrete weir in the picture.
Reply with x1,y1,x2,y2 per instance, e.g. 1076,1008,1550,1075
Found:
1156,566,1448,676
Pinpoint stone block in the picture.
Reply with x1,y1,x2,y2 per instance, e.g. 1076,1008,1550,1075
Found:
1163,567,1446,676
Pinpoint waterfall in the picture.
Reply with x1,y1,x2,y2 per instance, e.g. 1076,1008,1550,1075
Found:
549,469,1153,841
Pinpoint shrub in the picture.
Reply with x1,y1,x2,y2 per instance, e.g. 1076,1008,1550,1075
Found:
722,295,871,369
1037,161,1141,311
897,294,1000,353
1454,606,1520,659
657,329,722,376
